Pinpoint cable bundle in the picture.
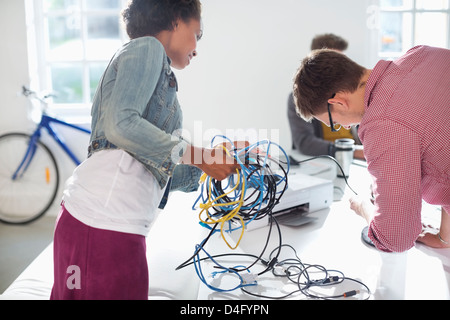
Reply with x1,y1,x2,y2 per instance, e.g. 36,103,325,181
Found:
177,138,371,298
192,136,290,249
176,136,289,291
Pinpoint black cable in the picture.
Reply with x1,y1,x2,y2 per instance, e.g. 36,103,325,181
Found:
241,244,371,300
175,208,283,276
295,155,358,195
176,152,370,299
175,151,287,281
175,222,219,271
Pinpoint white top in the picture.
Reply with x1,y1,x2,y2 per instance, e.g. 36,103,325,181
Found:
63,149,165,236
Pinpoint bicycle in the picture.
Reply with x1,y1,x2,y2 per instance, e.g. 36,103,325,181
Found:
0,86,91,224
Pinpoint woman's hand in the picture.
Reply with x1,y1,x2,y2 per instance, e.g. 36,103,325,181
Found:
181,142,249,181
198,147,241,181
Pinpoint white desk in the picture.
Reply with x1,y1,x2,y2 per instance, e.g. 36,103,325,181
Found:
2,153,448,300
192,153,450,300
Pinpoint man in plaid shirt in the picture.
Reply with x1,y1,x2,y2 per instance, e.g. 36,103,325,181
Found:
292,45,450,252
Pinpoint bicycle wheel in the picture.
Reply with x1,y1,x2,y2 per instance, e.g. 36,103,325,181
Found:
0,133,59,224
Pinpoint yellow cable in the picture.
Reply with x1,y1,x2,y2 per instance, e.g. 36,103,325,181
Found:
198,167,246,250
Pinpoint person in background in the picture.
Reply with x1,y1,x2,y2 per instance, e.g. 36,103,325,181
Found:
292,45,450,252
51,0,242,300
287,33,364,160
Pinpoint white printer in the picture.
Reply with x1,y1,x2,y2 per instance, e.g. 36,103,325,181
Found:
246,171,333,230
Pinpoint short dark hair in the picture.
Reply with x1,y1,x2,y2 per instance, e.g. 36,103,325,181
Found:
310,33,348,51
122,0,202,39
293,49,365,121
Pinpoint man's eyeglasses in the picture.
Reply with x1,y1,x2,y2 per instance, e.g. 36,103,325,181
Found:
327,93,342,132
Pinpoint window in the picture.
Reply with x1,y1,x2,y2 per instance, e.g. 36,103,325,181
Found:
377,0,450,60
26,0,129,119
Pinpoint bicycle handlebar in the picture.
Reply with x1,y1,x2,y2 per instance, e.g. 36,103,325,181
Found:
22,86,57,106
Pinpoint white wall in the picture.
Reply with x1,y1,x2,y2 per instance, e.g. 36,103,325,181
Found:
176,0,373,149
0,0,374,215
0,0,32,133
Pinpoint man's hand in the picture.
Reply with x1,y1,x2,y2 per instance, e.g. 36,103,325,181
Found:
349,195,375,224
417,230,450,248
417,208,450,248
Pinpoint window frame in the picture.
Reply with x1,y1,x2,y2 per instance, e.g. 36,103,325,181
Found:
26,0,129,121
377,0,450,60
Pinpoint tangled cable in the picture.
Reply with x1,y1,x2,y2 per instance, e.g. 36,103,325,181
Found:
191,135,289,249
176,136,288,289
241,244,371,300
176,136,371,299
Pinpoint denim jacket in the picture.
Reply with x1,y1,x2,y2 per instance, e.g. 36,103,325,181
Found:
87,36,201,203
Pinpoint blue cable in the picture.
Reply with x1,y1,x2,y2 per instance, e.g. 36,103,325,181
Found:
188,136,290,292
197,137,289,233
193,244,258,292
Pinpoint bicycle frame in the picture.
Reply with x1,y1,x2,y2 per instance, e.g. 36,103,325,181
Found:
12,113,91,180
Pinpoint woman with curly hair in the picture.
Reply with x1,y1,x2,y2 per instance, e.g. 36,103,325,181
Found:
51,0,240,300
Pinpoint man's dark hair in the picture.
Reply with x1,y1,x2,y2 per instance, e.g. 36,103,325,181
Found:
293,49,365,121
310,33,348,51
122,0,202,39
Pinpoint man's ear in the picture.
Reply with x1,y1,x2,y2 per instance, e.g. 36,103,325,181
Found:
328,92,350,111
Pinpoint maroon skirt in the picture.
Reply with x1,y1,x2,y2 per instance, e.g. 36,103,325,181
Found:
50,206,149,300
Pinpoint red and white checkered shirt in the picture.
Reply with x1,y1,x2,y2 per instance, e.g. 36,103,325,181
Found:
359,45,450,252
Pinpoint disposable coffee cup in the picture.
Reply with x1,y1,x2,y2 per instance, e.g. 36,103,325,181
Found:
335,138,354,178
